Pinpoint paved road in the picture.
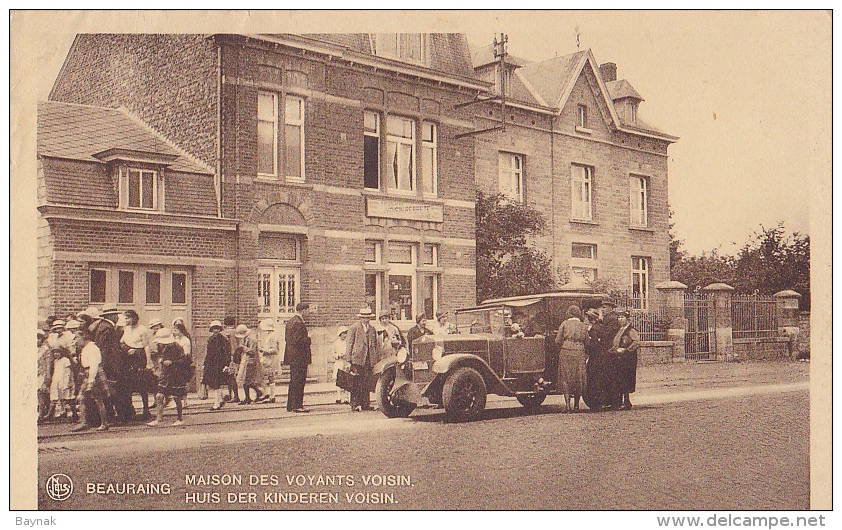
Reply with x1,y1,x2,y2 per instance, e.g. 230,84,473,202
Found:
38,382,809,510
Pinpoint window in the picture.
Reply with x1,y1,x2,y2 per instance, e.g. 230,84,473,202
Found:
284,95,305,181
571,165,593,220
374,34,427,65
421,122,437,195
172,272,187,305
257,92,278,176
257,267,299,317
577,105,587,128
420,274,438,321
387,242,415,322
495,66,511,95
499,153,524,202
631,257,650,309
118,270,134,304
145,271,161,305
364,111,380,189
630,175,649,227
571,267,597,283
90,269,106,303
571,243,597,260
364,240,382,264
421,243,437,266
258,92,305,181
119,167,158,210
629,102,637,124
386,116,416,192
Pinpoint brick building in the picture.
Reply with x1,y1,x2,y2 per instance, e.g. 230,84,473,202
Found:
470,45,678,306
39,34,483,380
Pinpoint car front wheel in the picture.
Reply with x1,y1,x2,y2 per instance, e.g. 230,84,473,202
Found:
375,368,416,418
442,367,487,422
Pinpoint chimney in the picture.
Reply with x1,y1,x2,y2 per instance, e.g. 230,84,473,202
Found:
599,62,617,82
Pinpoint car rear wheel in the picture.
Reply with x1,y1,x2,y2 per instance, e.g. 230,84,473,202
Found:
442,367,487,422
375,369,416,418
516,393,546,409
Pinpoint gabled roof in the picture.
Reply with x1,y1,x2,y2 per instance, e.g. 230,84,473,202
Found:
37,101,213,174
606,79,644,102
516,50,589,110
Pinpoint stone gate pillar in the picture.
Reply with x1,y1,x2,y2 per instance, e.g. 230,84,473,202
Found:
775,290,803,358
703,283,735,361
656,281,688,362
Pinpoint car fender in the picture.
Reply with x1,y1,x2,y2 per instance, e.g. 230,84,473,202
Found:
427,353,514,397
372,356,398,377
372,357,420,404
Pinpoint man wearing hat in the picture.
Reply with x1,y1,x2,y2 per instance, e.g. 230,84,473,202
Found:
284,302,312,413
37,328,53,423
90,303,131,423
345,307,377,411
596,299,623,410
71,325,111,432
203,320,232,410
332,325,350,404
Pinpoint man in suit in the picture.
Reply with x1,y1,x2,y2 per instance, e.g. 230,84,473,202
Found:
283,302,311,413
89,303,130,424
344,307,377,411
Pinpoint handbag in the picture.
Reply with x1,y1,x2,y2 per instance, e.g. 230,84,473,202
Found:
335,367,359,393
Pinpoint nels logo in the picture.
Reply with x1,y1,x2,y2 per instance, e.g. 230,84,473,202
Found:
45,474,73,501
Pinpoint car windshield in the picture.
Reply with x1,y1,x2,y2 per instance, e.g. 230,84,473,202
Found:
454,307,510,336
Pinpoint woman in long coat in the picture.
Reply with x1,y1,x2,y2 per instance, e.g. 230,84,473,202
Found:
235,325,268,404
147,328,191,427
203,320,231,410
612,310,641,410
554,305,590,413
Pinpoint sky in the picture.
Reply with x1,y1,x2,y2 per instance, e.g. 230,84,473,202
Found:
27,10,830,255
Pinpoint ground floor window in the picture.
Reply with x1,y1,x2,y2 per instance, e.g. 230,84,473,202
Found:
631,256,650,309
258,266,300,320
365,241,440,323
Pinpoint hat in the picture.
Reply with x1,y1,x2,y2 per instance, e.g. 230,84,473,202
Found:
259,319,276,331
100,303,120,316
154,327,176,344
209,320,224,332
599,299,616,308
64,320,82,331
436,311,447,321
617,309,631,318
337,325,349,338
234,324,250,339
357,307,374,319
149,318,163,329
586,309,601,320
172,318,185,327
82,306,101,319
378,313,391,320
37,329,47,339
50,319,66,331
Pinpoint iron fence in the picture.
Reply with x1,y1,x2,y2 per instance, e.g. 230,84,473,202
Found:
614,292,668,342
684,292,716,360
732,294,778,339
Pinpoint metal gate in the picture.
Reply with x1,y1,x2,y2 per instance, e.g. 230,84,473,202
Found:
685,293,716,360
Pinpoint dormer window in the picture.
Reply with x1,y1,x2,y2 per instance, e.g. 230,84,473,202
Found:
119,166,161,210
374,34,427,65
629,101,637,124
495,65,512,96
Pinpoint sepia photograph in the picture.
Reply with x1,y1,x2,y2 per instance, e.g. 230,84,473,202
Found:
9,9,831,517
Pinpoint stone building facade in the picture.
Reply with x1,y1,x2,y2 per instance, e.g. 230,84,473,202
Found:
470,45,677,306
40,33,483,381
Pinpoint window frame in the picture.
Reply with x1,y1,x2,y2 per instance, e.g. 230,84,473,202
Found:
145,270,162,306
577,104,587,128
90,268,107,304
171,271,188,307
257,265,300,319
374,33,427,65
631,256,650,310
119,166,160,211
571,164,594,221
117,269,135,305
421,121,438,197
364,110,381,190
257,91,279,178
284,94,306,183
629,175,649,227
386,243,417,323
385,115,417,193
498,152,525,202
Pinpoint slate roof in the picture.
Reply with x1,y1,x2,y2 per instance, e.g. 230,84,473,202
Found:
606,79,644,101
470,44,529,69
515,50,588,109
37,101,212,174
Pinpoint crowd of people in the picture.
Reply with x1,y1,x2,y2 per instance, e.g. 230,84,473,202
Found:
554,299,640,413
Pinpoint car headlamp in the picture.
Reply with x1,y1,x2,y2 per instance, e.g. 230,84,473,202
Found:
432,344,443,360
396,347,408,363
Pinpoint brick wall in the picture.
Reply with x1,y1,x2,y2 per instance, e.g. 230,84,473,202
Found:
50,34,218,168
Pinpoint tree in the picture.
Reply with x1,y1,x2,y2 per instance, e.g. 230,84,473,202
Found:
475,191,557,301
733,224,810,307
668,207,686,272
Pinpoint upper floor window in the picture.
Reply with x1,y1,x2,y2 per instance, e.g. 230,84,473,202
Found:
495,66,512,96
119,167,160,210
421,122,437,196
499,152,524,202
571,165,593,220
364,111,381,190
374,34,427,65
629,102,638,124
630,175,649,227
577,105,588,128
386,115,416,192
257,91,305,182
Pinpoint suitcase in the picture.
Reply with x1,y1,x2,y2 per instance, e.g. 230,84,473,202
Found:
335,368,359,393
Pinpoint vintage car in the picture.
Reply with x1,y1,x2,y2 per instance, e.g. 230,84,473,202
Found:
371,288,609,422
